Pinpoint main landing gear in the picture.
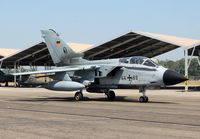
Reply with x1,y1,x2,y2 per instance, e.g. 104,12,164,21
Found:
74,89,116,101
74,91,83,101
106,90,115,101
139,87,149,103
5,82,8,87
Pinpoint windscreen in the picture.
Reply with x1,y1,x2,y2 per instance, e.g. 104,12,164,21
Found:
130,57,145,64
143,60,155,67
143,59,160,67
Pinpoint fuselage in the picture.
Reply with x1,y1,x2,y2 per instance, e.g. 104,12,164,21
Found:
62,56,169,89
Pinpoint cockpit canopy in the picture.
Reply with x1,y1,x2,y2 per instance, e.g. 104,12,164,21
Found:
119,56,160,67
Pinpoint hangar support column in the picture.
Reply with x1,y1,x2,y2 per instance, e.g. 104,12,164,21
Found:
14,62,17,88
184,48,188,91
185,45,199,91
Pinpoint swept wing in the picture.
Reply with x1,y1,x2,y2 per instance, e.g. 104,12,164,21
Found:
12,65,99,76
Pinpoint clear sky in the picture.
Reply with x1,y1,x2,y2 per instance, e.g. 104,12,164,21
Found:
0,0,200,61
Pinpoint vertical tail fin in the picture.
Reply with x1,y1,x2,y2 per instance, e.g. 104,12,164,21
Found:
41,29,83,66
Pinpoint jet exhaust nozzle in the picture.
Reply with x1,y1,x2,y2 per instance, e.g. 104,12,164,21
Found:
163,69,188,85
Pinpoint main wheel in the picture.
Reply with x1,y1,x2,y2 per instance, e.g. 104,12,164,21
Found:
74,92,83,101
144,96,148,102
139,96,148,103
5,82,8,87
106,90,115,101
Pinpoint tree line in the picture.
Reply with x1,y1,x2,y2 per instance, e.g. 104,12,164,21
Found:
159,58,200,77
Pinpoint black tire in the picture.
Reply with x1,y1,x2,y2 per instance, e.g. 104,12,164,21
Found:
139,96,148,103
144,96,149,102
139,96,145,103
5,82,8,87
107,90,115,101
74,92,83,101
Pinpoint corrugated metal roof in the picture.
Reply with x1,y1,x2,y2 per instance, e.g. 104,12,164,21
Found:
137,31,200,47
136,32,200,56
67,42,93,52
0,48,20,57
1,31,199,68
0,42,93,68
83,31,182,60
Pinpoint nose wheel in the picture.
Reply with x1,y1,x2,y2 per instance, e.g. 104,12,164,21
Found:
139,87,149,103
106,90,115,101
139,96,148,103
74,91,83,101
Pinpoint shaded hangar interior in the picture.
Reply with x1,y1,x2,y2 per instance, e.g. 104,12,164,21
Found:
188,43,200,56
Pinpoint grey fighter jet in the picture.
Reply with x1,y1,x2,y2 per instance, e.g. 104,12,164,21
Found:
13,29,188,102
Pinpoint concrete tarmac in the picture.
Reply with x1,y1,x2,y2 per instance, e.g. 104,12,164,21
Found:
0,87,200,139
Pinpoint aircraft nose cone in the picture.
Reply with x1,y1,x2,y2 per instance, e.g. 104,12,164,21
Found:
163,70,188,85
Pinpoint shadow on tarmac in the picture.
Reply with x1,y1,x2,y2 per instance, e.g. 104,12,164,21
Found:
12,96,177,104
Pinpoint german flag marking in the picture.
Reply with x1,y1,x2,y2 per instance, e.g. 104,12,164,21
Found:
56,41,61,45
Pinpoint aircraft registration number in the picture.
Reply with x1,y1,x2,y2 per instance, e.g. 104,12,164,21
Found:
121,75,138,81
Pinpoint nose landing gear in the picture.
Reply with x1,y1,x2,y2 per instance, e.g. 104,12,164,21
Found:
139,87,149,103
139,96,148,103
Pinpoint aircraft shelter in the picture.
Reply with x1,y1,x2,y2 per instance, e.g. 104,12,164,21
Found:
0,31,200,91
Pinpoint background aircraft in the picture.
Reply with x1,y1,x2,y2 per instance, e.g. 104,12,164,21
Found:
0,70,15,86
13,29,188,102
0,70,47,87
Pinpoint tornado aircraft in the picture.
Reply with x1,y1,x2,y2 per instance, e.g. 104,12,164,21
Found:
13,29,188,102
